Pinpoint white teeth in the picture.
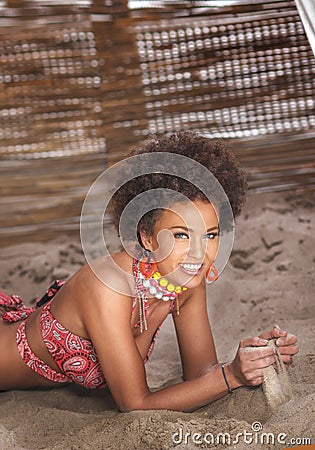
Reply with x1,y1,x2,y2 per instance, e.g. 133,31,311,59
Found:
180,263,202,271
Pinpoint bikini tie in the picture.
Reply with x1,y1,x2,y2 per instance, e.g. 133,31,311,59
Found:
0,280,65,323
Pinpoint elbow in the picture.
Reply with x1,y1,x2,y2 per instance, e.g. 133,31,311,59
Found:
118,405,133,413
116,392,152,413
117,403,144,413
116,400,138,413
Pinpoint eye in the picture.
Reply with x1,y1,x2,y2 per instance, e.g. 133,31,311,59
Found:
174,232,189,240
204,232,219,240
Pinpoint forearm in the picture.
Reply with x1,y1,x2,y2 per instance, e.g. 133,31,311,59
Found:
128,362,242,412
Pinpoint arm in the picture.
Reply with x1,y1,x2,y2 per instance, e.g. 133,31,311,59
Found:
171,282,283,392
83,270,277,412
82,271,235,412
172,280,218,381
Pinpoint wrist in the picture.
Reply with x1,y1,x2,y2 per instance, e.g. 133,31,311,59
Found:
223,362,243,390
221,363,233,394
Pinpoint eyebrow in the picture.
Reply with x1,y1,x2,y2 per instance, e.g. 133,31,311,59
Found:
169,225,219,232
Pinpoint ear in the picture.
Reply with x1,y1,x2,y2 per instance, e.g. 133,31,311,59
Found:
138,229,154,251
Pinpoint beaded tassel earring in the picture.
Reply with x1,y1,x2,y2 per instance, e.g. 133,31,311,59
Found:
134,261,148,333
135,249,186,324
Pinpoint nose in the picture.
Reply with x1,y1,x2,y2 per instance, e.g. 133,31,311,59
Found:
187,236,206,261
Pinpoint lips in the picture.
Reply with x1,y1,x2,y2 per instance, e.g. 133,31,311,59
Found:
179,263,203,275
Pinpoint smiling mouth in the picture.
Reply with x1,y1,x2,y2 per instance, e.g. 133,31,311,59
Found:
179,263,203,275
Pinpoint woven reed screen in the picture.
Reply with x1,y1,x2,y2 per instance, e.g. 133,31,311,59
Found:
0,0,314,244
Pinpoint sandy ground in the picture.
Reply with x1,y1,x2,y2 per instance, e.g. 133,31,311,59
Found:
0,190,314,449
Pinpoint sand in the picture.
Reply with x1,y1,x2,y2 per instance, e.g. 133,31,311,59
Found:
0,190,314,449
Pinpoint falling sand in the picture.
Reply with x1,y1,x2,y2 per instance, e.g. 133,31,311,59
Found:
242,338,293,413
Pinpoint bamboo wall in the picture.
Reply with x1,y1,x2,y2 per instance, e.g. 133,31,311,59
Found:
0,0,314,244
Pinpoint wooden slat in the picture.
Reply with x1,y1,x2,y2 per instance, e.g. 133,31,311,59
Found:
0,0,314,246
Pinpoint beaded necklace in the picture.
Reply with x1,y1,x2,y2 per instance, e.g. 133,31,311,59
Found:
132,257,187,333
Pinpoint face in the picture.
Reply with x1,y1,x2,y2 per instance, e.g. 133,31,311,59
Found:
140,200,219,289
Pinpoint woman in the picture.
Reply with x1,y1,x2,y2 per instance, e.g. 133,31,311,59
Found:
0,131,298,412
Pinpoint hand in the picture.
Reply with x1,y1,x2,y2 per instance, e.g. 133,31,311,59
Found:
258,327,298,365
227,336,277,388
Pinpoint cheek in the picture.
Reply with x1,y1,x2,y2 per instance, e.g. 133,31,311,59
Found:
157,241,189,264
152,230,178,261
172,241,187,251
207,239,219,257
169,241,191,261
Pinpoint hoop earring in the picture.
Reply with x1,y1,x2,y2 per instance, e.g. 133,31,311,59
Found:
206,264,218,284
139,249,158,279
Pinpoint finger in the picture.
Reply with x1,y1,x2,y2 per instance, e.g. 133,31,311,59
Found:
278,345,299,356
241,367,264,385
250,376,264,386
239,336,268,348
243,374,264,386
275,333,297,347
251,353,277,369
245,358,275,384
280,354,293,364
239,346,276,361
259,327,287,340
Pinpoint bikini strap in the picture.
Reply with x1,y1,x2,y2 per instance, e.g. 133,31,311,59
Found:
36,280,65,307
0,280,65,323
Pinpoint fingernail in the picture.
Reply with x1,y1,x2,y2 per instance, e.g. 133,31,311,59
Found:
259,339,268,345
276,338,283,345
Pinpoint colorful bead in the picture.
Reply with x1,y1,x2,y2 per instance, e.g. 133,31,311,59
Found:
139,258,158,278
135,256,187,306
143,279,150,288
159,278,168,287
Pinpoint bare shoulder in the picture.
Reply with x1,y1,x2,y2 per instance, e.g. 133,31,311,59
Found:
67,251,134,309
